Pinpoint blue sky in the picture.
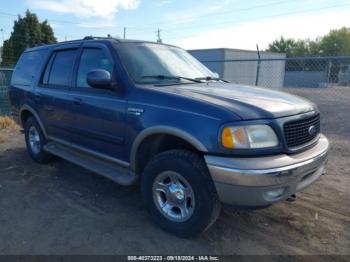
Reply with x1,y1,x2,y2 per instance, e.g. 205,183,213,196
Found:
1,0,349,50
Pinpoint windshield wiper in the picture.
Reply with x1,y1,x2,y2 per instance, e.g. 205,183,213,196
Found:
139,75,202,83
195,76,229,83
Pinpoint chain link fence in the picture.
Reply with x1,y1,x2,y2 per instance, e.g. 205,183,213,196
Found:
0,67,14,115
200,56,350,89
199,56,350,142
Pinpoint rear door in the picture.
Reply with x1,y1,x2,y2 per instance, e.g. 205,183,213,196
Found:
69,42,127,161
36,46,79,140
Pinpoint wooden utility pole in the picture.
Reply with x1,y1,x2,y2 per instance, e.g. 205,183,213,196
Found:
156,29,162,43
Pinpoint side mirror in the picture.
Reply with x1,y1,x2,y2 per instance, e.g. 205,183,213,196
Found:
87,69,112,89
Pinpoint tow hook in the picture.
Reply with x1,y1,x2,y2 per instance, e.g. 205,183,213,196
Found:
286,194,297,202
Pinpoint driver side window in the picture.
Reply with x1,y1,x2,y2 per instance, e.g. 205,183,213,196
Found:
76,48,113,88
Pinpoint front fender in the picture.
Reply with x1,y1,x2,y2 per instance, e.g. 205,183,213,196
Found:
130,125,208,171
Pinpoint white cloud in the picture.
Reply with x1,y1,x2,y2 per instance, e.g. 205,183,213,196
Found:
50,23,63,29
155,0,172,7
78,22,116,28
164,3,226,25
172,9,350,50
208,5,223,11
28,0,140,18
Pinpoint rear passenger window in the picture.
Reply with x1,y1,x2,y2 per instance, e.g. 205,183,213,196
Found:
12,50,48,86
76,48,113,88
43,49,77,87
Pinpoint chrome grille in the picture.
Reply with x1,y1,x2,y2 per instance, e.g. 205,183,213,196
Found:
284,114,320,148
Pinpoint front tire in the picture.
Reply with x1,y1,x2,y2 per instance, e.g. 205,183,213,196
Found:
141,150,221,237
24,117,52,163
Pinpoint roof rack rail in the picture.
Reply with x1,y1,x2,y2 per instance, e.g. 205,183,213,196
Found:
83,35,115,40
31,36,121,48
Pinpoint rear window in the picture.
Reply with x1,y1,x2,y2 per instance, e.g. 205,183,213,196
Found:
11,49,48,86
43,49,77,87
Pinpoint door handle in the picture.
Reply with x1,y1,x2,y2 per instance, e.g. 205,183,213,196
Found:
73,98,83,105
45,106,55,112
34,93,41,100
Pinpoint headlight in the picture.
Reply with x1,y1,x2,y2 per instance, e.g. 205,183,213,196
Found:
221,125,278,149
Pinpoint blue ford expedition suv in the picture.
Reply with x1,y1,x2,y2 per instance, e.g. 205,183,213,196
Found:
8,37,329,237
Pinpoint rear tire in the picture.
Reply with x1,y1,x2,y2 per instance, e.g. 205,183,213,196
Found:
24,117,52,163
141,149,221,237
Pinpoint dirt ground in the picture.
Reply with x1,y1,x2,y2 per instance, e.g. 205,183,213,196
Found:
0,87,349,256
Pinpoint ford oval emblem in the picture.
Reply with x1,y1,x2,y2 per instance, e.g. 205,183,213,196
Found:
308,125,316,135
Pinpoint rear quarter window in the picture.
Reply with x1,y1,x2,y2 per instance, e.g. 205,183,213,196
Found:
11,49,48,86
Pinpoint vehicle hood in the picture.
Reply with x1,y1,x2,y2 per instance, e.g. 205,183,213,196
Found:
152,82,317,120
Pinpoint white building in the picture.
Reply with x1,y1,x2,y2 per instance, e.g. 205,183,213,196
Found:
188,48,286,88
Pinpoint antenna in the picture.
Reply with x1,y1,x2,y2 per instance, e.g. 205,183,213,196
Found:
156,28,162,43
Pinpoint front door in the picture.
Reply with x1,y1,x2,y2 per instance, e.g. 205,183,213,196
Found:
69,43,127,162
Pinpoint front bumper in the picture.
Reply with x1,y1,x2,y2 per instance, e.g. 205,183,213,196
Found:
205,134,329,207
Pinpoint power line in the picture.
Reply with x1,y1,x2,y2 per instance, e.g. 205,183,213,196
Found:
0,11,90,27
123,2,350,34
0,11,129,30
46,1,350,42
0,0,297,30
162,3,350,40
131,0,298,29
0,11,79,25
114,2,350,41
0,11,153,30
0,2,349,43
111,2,350,36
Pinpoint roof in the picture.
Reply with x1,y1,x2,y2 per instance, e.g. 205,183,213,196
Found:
25,36,177,52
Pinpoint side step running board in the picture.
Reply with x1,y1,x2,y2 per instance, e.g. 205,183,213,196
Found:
44,142,137,186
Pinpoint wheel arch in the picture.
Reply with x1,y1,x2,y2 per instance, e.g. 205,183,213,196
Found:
19,105,47,138
130,126,208,173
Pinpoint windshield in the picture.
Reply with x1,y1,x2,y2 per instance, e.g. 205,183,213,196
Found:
115,42,217,84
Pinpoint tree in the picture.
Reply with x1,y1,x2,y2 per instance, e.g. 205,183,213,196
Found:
266,28,350,81
266,36,320,57
266,36,298,57
319,27,350,56
266,36,321,71
1,10,57,66
40,20,56,44
266,27,350,57
1,40,15,66
318,28,350,82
